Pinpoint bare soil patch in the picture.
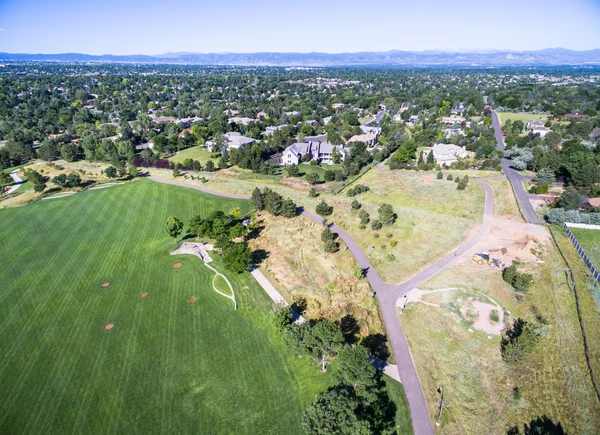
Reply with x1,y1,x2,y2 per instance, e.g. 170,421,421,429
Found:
172,262,182,269
189,297,197,303
105,324,114,330
101,282,110,288
140,292,148,298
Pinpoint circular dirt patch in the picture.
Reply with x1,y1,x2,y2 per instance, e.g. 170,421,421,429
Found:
189,297,197,303
173,263,182,269
101,282,110,288
105,324,114,330
140,292,148,298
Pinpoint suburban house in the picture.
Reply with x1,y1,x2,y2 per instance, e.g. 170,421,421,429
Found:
406,115,419,126
323,116,333,125
399,102,413,113
532,127,551,138
154,116,177,123
262,125,287,136
280,141,345,166
444,128,465,139
360,125,382,135
425,143,469,166
224,132,255,149
525,120,545,131
332,103,345,109
451,102,467,115
348,132,378,148
441,115,469,127
256,111,267,119
228,117,255,126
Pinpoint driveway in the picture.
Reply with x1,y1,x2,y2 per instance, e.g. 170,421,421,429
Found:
491,111,541,224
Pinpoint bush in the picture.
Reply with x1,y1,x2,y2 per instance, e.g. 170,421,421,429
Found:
546,208,600,224
490,310,500,322
535,184,549,194
358,210,370,225
324,239,340,253
351,200,361,210
378,204,397,225
501,319,540,363
457,179,468,190
33,183,46,193
321,227,336,243
503,264,534,293
324,170,335,182
454,176,460,183
316,200,333,217
447,174,453,181
308,188,318,198
371,220,382,231
390,240,397,247
346,184,370,197
559,186,582,211
437,171,443,179
306,172,319,185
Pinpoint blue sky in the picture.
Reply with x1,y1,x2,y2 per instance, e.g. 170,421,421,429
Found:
1,0,599,54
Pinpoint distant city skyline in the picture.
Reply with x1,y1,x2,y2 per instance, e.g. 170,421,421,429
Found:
1,0,599,55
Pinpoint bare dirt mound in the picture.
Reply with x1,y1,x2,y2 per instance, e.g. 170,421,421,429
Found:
101,282,110,288
105,324,114,330
173,263,182,269
140,292,148,298
189,297,197,303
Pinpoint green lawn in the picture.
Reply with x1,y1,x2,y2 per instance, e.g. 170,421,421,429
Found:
0,180,334,434
0,179,411,433
298,163,341,180
497,112,548,126
169,145,215,165
570,227,600,270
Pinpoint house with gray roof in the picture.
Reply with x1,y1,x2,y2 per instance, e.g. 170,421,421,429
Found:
280,141,345,166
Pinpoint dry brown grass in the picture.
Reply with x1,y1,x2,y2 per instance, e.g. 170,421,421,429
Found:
249,213,383,338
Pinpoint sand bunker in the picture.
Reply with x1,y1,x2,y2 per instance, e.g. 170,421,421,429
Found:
189,297,197,303
101,282,110,288
140,292,148,298
105,324,114,330
173,263,182,269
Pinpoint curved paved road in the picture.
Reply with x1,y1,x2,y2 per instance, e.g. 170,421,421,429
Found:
491,111,540,224
149,174,496,435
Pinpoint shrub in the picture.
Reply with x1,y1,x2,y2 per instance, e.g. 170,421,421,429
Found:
308,188,318,198
447,174,453,181
316,200,333,217
321,227,336,243
501,319,540,363
457,179,468,190
346,184,370,197
33,183,47,193
535,184,549,194
390,240,397,247
351,200,361,210
371,220,382,231
324,170,335,182
378,204,397,225
324,239,340,253
454,176,460,183
306,172,319,185
503,264,534,293
490,310,500,322
358,210,369,225
387,254,396,261
437,171,443,179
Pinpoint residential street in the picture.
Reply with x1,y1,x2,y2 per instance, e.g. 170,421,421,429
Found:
492,111,541,224
149,174,499,435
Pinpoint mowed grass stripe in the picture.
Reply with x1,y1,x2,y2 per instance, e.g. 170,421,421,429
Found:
18,190,118,432
107,181,160,432
42,186,147,432
0,189,108,405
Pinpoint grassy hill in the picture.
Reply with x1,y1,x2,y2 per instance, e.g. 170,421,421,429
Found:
0,180,337,434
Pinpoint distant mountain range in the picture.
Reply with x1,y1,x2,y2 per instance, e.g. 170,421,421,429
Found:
1,48,600,66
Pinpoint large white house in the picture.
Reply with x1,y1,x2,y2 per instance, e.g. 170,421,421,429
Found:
280,141,345,166
425,143,469,166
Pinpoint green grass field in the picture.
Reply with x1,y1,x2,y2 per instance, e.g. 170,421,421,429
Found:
169,146,214,165
497,112,548,126
570,228,600,270
0,180,336,434
0,179,411,433
297,163,341,180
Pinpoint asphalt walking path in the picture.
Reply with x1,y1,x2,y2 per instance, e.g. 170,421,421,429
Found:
149,174,497,435
491,111,541,224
